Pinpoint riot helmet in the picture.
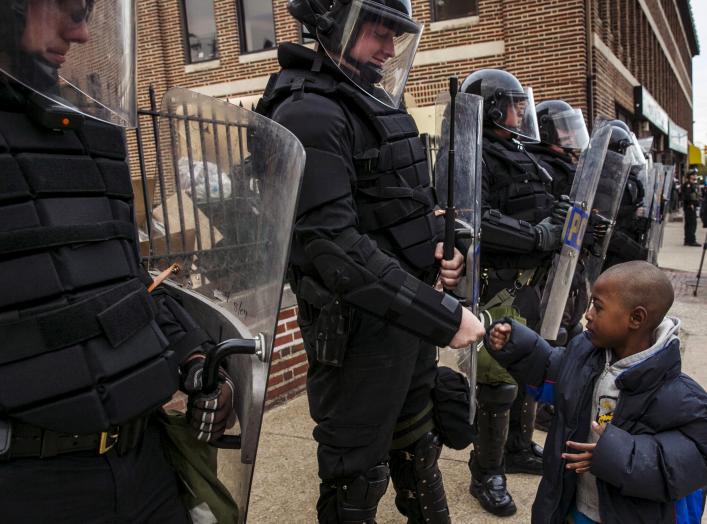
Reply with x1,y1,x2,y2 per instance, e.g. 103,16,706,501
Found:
535,100,589,151
0,0,138,127
460,68,540,142
287,0,422,109
606,123,633,155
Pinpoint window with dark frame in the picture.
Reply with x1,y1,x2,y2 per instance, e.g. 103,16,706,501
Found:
238,0,277,54
182,0,219,64
431,0,478,22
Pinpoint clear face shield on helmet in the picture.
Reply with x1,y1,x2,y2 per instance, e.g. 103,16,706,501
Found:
544,108,590,151
491,87,540,142
0,0,137,128
316,0,422,109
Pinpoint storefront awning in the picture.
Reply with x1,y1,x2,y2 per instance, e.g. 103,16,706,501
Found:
689,143,704,166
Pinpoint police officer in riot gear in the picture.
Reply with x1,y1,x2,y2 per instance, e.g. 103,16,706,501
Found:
526,100,589,202
0,1,236,521
591,122,644,269
257,1,485,522
525,99,590,343
461,69,565,516
683,169,701,246
602,163,649,267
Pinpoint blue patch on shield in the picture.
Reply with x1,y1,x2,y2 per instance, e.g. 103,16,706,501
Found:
563,206,589,251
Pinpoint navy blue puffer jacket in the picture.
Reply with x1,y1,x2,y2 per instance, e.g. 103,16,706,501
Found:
489,319,707,524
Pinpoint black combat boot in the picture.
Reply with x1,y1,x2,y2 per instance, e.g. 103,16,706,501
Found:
469,384,517,517
506,393,544,475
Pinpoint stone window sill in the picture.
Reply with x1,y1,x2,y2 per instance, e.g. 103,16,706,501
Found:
238,48,278,64
429,15,480,32
184,59,220,74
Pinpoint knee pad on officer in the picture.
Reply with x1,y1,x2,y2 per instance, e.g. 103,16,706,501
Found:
334,463,390,523
478,383,518,412
390,431,451,524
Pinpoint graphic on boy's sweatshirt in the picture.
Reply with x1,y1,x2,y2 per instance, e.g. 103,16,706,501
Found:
596,395,617,427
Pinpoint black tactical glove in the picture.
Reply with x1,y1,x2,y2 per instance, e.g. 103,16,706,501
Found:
181,354,237,443
551,195,572,225
534,217,563,252
587,213,611,256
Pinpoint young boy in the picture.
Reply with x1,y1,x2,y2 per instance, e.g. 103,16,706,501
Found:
486,260,707,523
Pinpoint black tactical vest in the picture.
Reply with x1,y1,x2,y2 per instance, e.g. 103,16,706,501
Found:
483,135,554,225
259,61,439,280
526,146,576,199
0,98,181,433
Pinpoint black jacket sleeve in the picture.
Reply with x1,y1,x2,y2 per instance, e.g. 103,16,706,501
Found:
272,93,461,347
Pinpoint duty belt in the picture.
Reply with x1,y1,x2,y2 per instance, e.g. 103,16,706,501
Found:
1,416,149,460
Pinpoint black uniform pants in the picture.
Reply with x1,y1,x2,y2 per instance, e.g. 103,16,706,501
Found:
0,420,190,524
300,308,437,482
685,204,697,244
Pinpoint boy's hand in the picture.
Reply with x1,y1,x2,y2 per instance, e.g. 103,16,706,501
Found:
488,322,512,351
562,422,606,474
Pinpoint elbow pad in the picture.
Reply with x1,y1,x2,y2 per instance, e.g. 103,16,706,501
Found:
481,210,538,254
305,238,462,347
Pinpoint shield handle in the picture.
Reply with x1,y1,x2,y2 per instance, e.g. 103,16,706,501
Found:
202,333,266,449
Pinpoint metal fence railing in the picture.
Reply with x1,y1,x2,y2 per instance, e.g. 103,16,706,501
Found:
129,86,268,295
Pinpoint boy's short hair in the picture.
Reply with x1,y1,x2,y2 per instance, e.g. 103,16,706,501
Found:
599,261,674,328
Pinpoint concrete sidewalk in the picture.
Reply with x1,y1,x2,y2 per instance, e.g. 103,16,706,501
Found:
248,220,707,523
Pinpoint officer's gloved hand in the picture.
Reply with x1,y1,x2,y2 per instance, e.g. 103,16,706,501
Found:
181,354,237,443
534,217,563,252
551,195,573,225
587,213,611,256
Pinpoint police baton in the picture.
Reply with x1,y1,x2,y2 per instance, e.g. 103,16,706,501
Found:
444,76,459,261
693,232,707,297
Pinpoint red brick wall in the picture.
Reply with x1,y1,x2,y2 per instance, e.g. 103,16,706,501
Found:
266,305,308,408
591,0,693,135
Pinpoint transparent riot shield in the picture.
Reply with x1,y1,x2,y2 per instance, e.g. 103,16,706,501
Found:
135,88,305,522
658,165,675,250
647,163,666,264
434,90,483,422
539,124,612,341
583,149,633,284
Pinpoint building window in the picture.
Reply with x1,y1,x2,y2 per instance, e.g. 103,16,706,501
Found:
431,0,478,21
238,0,276,54
182,0,218,63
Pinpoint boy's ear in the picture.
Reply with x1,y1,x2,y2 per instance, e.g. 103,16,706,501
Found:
628,306,648,329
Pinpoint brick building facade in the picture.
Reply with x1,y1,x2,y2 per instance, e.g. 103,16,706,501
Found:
133,0,699,405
